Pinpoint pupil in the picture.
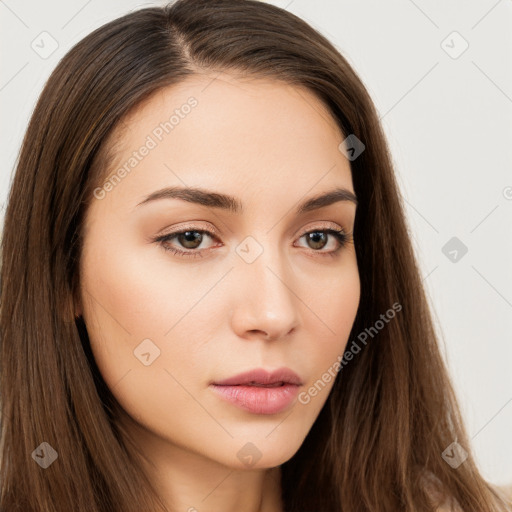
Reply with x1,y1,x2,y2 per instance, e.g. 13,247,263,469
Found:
308,232,327,250
179,231,202,248
175,231,330,251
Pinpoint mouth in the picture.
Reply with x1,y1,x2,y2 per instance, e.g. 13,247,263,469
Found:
209,367,303,414
242,382,286,387
211,367,303,387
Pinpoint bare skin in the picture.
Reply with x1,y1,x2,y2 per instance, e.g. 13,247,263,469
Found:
78,72,360,512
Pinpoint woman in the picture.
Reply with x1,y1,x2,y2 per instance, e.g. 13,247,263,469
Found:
0,0,510,510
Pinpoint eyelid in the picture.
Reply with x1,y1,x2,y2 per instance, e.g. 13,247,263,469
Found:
154,219,351,258
294,220,344,237
157,220,345,242
156,221,221,239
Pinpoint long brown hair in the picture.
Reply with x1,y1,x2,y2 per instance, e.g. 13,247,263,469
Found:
1,1,510,510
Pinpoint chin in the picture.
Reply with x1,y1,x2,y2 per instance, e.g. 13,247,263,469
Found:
218,435,305,471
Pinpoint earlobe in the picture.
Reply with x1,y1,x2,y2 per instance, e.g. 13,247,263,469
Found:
66,295,82,322
73,290,83,320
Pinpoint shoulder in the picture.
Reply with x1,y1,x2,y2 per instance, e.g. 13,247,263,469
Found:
433,501,460,512
495,482,512,502
429,478,512,512
432,495,462,512
418,470,461,511
419,468,512,510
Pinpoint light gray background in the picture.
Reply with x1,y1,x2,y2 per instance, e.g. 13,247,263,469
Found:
1,0,511,487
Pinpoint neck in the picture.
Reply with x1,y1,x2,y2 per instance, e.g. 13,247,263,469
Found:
116,411,284,512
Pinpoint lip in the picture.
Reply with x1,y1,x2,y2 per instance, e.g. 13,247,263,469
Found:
209,367,303,415
211,367,303,387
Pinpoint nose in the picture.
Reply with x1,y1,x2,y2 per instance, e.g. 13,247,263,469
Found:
229,244,299,342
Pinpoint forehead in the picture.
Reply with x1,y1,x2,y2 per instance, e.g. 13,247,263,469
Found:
121,72,342,135
95,72,354,214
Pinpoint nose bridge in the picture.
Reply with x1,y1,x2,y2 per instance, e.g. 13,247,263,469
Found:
230,235,299,339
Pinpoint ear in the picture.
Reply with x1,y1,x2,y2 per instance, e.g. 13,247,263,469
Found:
60,297,81,325
74,298,83,319
62,290,82,322
73,282,84,319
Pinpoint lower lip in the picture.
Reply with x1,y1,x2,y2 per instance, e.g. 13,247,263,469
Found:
209,384,300,414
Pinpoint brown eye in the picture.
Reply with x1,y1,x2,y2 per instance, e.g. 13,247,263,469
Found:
155,228,218,258
176,231,204,249
305,231,329,250
296,228,349,257
155,226,350,260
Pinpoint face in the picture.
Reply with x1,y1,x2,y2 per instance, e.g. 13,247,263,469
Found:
78,72,360,470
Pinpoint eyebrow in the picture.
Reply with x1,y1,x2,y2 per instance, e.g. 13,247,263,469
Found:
135,185,358,215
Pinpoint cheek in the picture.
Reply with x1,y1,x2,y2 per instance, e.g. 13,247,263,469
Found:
80,229,219,340
300,258,360,342
79,248,216,441
298,263,360,391
79,232,225,403
79,223,360,444
319,268,360,332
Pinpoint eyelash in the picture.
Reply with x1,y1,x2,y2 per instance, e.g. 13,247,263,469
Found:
153,226,352,259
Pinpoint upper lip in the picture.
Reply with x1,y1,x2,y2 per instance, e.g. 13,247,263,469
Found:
211,367,303,386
